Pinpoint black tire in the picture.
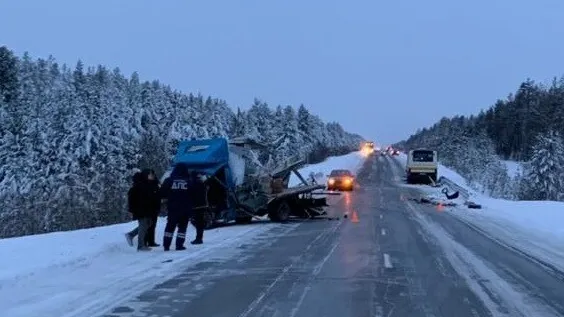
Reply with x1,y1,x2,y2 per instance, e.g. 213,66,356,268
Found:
268,201,291,222
406,173,413,184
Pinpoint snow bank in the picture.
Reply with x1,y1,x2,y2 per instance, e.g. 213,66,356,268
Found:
392,153,564,272
289,151,365,187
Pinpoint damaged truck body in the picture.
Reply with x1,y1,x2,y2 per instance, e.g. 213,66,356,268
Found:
163,137,331,229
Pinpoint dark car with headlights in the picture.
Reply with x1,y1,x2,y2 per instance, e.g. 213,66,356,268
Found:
327,169,355,191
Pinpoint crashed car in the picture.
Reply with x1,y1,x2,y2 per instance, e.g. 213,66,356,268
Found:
327,169,355,191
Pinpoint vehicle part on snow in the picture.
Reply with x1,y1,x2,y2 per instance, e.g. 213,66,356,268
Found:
441,187,460,200
411,196,457,207
436,176,470,200
464,201,482,209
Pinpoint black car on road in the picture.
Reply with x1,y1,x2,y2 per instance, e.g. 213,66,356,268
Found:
327,169,355,191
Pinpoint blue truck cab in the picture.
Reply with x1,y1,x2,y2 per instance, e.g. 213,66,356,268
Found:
162,138,239,227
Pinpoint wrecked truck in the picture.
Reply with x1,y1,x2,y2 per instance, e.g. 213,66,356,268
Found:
162,137,332,229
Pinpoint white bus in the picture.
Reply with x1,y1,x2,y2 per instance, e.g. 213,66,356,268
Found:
406,149,438,184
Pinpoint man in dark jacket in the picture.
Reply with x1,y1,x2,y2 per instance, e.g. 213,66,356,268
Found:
125,172,154,251
142,168,161,247
190,171,209,245
160,163,194,251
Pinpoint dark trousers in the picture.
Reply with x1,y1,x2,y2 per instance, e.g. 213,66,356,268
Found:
163,213,190,249
146,215,158,245
127,217,152,249
191,208,206,242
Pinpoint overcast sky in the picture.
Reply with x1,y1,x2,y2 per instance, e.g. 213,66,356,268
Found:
2,0,564,144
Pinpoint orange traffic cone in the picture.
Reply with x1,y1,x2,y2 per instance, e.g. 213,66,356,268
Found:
351,210,359,223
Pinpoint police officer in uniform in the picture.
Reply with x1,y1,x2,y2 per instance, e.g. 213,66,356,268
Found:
160,163,193,251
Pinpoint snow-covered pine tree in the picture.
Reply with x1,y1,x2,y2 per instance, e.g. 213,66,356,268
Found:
520,131,564,200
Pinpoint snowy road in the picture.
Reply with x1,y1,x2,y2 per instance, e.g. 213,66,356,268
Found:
98,155,564,317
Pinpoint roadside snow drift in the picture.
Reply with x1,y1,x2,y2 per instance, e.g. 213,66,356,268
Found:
392,153,564,273
0,151,367,317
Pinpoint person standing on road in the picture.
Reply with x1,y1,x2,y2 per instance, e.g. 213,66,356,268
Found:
189,171,209,245
125,172,154,251
143,168,161,247
160,163,194,251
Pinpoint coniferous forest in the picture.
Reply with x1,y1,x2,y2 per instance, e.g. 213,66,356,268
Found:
395,78,564,201
0,46,363,238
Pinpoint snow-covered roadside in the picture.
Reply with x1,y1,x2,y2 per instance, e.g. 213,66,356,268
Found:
0,151,367,317
391,153,564,272
0,219,281,317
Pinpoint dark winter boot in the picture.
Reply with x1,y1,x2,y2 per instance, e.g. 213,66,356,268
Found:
163,232,173,251
176,246,187,251
146,230,159,247
191,227,204,245
175,239,186,250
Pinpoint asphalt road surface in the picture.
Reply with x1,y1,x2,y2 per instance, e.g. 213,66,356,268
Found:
100,154,564,317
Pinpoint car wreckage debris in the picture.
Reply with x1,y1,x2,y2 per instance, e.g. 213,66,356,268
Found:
464,201,482,209
408,196,482,209
410,196,457,207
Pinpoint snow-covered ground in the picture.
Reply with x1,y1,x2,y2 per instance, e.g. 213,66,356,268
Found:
393,153,564,272
0,220,282,317
0,151,367,317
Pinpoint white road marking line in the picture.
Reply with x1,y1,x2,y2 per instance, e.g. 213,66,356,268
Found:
383,253,393,268
237,221,342,317
381,228,386,236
